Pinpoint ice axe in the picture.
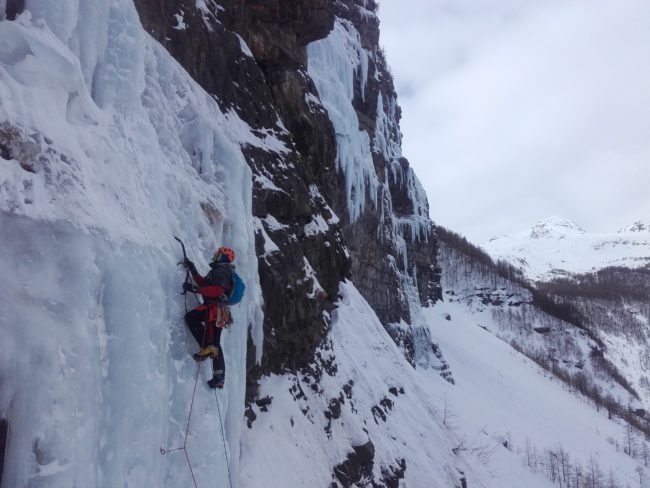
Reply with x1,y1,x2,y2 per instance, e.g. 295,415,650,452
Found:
174,235,188,261
174,236,194,296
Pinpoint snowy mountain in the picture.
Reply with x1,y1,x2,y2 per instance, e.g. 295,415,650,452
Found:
1,1,648,487
436,227,650,487
485,216,650,281
484,217,650,414
439,228,643,410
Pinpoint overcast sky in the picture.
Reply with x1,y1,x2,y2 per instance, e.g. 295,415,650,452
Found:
377,0,650,243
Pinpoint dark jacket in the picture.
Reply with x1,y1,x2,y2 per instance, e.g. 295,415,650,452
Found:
191,262,234,302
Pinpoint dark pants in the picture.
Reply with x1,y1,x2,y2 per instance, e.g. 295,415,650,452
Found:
184,308,225,375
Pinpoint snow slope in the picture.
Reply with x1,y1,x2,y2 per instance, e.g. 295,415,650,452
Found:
485,216,650,281
425,300,647,488
241,282,490,488
433,237,650,486
239,279,649,487
0,4,265,486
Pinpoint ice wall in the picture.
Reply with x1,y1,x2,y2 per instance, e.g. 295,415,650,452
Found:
308,20,377,222
0,3,264,486
308,13,441,370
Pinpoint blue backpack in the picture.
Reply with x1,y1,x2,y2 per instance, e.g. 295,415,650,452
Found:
228,272,246,305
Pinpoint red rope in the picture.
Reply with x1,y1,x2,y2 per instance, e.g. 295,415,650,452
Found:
184,363,202,448
185,447,199,488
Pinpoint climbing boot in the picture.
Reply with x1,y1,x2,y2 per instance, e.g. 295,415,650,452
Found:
193,345,218,361
207,372,225,389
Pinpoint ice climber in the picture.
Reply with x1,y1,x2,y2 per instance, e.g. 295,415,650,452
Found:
183,246,236,389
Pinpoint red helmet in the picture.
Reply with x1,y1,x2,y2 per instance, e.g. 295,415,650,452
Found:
213,246,235,263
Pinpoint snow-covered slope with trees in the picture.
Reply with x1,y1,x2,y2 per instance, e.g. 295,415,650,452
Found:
239,242,650,487
485,216,650,280
241,282,483,487
426,300,649,488
439,229,644,410
535,266,650,419
435,228,650,487
485,215,650,418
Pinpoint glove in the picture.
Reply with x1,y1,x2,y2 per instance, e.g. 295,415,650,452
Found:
183,259,196,272
182,282,198,294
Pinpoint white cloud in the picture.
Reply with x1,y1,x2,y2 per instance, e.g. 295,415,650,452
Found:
378,0,650,242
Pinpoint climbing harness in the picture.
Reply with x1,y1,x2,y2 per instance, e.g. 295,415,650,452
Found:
216,303,233,329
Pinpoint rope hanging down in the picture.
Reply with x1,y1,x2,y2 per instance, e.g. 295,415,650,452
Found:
160,362,202,488
159,370,234,488
214,390,233,488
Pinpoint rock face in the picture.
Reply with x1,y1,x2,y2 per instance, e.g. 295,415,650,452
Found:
332,440,375,486
306,1,442,370
3,0,25,21
326,1,442,327
134,0,348,392
132,0,441,399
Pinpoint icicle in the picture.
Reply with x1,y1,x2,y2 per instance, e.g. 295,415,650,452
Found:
308,20,379,222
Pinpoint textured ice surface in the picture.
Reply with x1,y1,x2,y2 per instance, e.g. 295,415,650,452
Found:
308,20,378,222
0,4,262,486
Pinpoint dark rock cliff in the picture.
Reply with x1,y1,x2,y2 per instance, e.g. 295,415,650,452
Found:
132,0,441,399
329,1,441,326
134,0,348,394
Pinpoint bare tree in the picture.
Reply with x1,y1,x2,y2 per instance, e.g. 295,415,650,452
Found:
547,449,559,484
572,462,584,488
504,431,513,452
636,466,647,488
626,423,639,458
559,446,571,487
441,396,457,430
524,437,536,470
606,469,619,488
587,455,603,488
